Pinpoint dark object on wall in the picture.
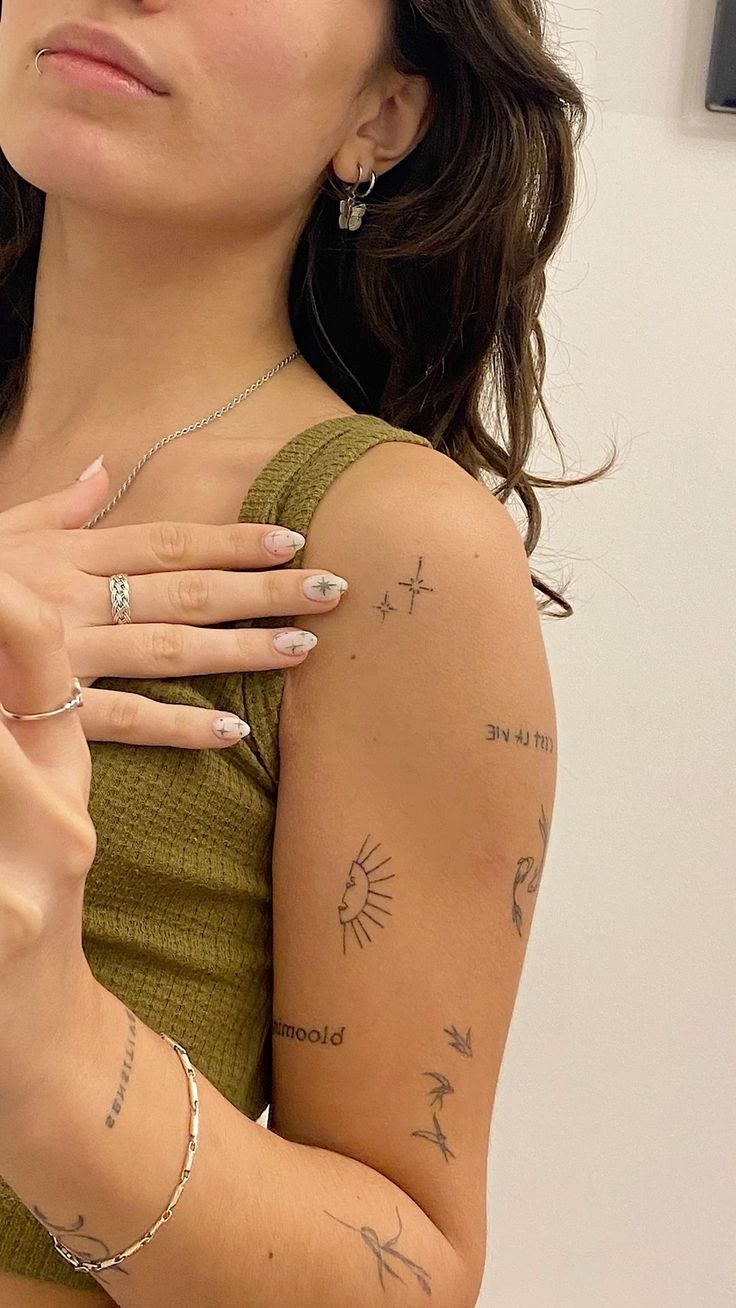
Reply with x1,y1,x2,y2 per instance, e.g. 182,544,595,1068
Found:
706,0,736,111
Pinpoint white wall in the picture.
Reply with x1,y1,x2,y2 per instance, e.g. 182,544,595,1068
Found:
477,2,735,1305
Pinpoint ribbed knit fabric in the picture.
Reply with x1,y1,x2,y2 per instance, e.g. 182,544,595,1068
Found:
0,413,434,1292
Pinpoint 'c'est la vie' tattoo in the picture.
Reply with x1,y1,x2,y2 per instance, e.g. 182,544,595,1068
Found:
486,722,555,754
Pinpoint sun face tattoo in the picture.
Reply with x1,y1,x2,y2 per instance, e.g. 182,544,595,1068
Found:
338,835,395,955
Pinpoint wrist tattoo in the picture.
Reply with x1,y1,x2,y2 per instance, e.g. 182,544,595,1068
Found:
105,1006,137,1130
30,1206,129,1288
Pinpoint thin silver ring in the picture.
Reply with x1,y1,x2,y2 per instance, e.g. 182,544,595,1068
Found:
109,574,132,625
35,48,51,75
0,677,84,722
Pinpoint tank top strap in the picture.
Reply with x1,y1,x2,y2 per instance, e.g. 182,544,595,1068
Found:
235,413,434,788
237,413,433,530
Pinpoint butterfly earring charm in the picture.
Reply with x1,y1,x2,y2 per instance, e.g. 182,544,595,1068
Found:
337,162,378,232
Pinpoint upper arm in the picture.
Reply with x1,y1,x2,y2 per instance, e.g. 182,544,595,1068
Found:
267,442,558,1291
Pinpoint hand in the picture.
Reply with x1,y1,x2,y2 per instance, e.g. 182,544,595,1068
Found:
0,461,349,750
0,566,100,1111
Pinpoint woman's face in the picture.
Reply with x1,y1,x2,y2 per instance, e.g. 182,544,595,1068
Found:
0,0,395,230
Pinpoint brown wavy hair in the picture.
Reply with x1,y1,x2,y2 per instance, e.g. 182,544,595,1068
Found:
0,0,616,618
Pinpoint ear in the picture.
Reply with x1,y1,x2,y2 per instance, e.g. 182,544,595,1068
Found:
333,71,433,182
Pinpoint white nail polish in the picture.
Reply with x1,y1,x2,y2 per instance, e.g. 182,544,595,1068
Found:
302,573,349,601
213,716,251,741
77,454,105,481
264,529,307,555
273,629,319,655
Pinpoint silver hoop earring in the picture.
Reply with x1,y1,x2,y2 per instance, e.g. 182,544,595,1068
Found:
337,162,377,232
35,48,52,75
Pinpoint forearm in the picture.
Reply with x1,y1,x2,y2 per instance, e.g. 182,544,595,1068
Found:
0,984,469,1307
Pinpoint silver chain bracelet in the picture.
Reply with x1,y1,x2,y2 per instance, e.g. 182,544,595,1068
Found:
50,1033,200,1275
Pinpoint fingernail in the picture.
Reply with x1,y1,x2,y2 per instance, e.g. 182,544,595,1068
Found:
212,715,251,742
77,454,106,481
264,529,307,556
302,573,349,602
273,629,319,656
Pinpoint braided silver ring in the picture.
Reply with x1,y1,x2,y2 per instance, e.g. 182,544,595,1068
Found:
0,677,84,722
109,574,132,625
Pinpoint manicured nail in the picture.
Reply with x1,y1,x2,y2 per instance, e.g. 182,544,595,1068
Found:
264,528,307,556
212,715,251,742
273,629,319,656
77,454,105,481
302,573,349,602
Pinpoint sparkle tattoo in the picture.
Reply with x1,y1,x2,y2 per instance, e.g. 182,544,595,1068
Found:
374,555,435,622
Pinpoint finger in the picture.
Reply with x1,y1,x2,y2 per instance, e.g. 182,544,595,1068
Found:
77,688,251,750
82,568,348,626
69,520,306,576
0,570,83,770
72,624,318,679
1,458,110,533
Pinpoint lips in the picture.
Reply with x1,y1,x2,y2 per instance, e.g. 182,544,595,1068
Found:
38,21,169,95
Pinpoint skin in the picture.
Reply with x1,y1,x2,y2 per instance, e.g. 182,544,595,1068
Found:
0,1,430,1302
0,0,430,485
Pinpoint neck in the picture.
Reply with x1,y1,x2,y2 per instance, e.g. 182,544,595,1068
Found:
4,197,306,460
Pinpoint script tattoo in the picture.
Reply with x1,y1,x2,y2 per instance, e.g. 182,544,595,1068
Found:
512,803,549,938
30,1208,130,1287
272,1016,346,1047
485,722,555,755
338,835,395,955
324,1204,432,1296
105,1005,137,1129
374,555,435,622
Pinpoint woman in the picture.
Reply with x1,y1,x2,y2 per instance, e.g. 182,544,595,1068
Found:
0,1,613,1304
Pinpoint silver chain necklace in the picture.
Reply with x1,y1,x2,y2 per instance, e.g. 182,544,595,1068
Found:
82,350,302,529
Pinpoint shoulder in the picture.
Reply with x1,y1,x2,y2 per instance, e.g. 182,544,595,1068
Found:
281,421,553,747
305,421,534,604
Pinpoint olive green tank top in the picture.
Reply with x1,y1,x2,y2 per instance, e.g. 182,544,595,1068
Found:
0,413,434,1292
